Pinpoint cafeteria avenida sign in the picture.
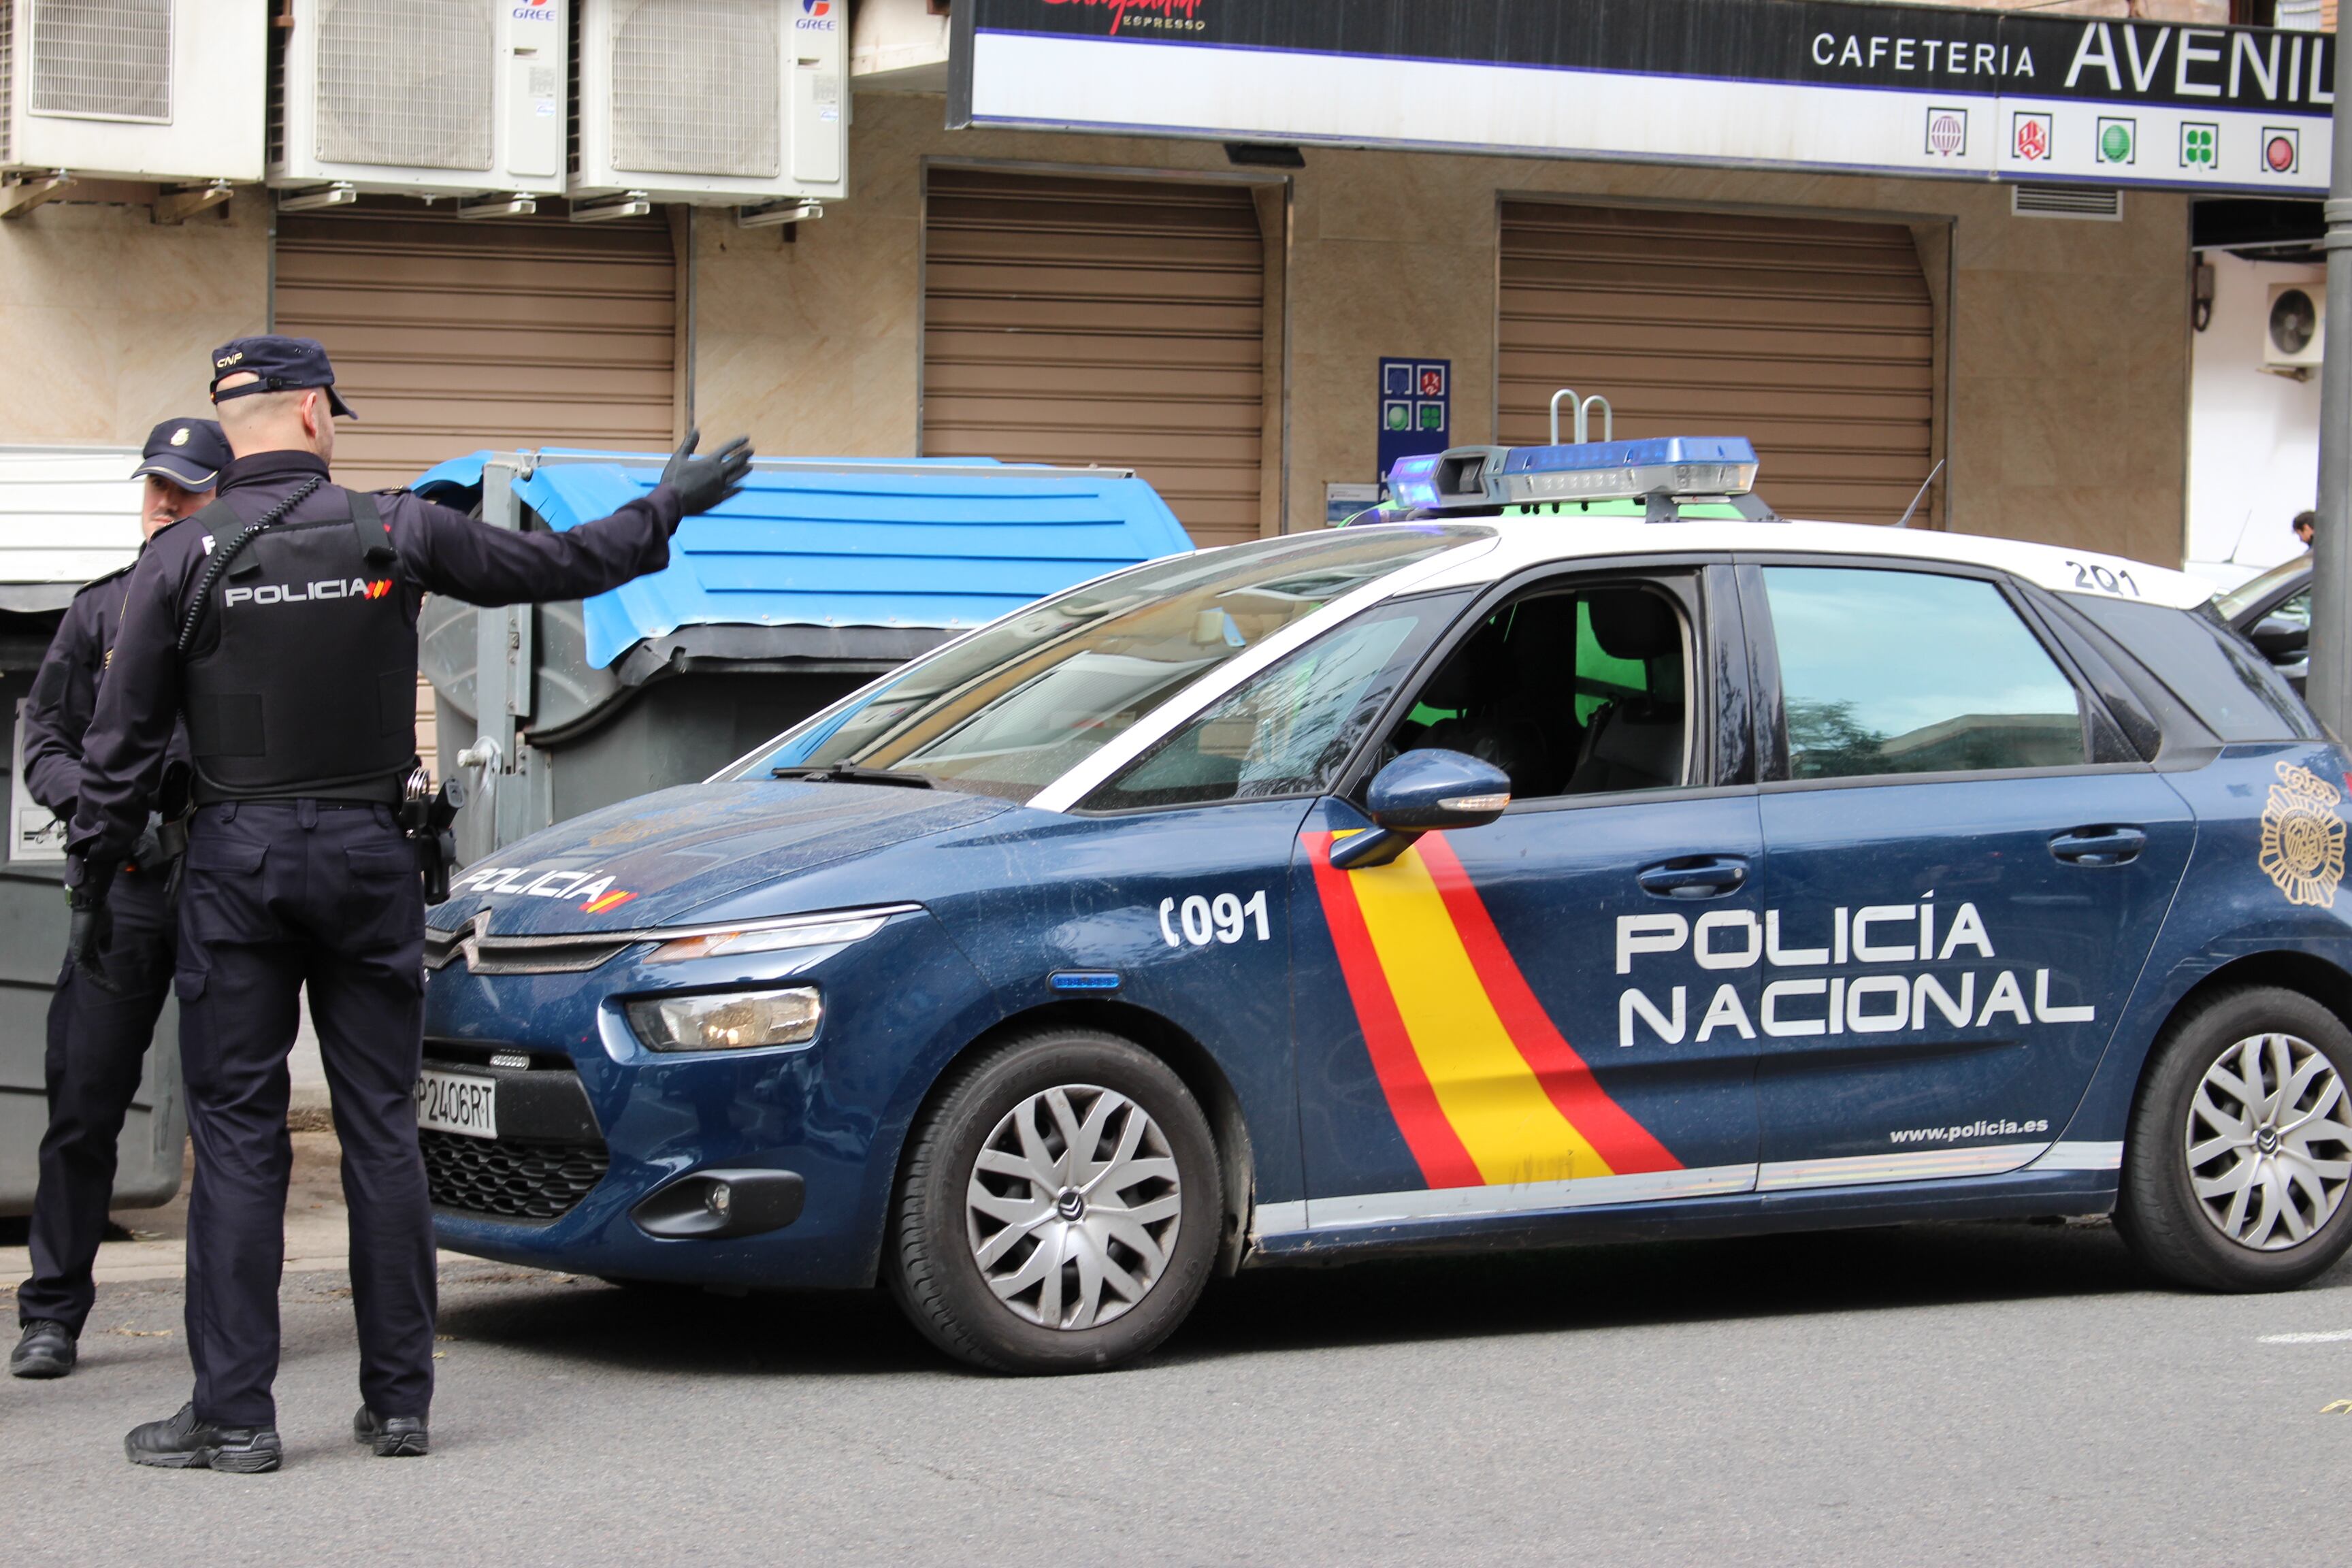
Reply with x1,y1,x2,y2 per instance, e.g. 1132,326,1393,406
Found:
946,0,2333,194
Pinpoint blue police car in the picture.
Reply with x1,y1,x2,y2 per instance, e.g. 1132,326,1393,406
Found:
419,434,2352,1373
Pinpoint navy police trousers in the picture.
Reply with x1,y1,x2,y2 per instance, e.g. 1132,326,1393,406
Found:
18,866,176,1335
176,800,433,1428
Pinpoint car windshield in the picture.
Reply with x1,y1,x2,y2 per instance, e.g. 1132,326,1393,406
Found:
2215,555,2307,621
729,525,1492,802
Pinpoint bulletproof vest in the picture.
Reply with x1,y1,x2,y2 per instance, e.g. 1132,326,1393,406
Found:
180,488,417,804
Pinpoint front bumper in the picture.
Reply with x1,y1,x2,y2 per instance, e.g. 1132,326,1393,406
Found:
421,906,1000,1290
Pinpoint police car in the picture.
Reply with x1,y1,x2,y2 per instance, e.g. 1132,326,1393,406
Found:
418,431,2352,1374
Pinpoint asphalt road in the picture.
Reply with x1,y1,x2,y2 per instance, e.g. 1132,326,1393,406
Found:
6,1218,2352,1567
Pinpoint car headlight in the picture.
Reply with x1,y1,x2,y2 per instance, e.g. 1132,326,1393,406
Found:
625,987,822,1052
642,909,906,965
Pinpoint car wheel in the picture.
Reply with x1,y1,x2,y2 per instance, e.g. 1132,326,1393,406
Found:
886,1030,1220,1373
2117,985,2352,1291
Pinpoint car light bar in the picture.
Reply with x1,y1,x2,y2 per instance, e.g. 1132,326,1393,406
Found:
1387,436,1760,512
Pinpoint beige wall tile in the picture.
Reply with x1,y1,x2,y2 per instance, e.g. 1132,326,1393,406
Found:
0,189,268,446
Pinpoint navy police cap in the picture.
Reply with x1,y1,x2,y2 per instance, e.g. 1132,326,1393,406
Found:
208,335,357,419
130,418,230,491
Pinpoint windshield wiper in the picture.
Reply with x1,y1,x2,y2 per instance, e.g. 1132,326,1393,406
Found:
770,764,933,789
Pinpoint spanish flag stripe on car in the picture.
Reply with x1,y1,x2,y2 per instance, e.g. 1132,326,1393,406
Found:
1416,834,1681,1175
1305,836,1484,1189
1307,832,1682,1191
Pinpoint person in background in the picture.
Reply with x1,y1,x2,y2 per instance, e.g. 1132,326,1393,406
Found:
10,418,227,1380
2295,510,2316,551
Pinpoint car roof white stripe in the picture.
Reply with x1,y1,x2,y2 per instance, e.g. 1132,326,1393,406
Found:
1401,515,2212,609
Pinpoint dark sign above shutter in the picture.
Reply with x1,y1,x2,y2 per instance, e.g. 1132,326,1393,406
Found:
951,0,2332,195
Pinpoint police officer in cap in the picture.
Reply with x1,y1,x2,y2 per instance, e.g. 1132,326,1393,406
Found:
10,418,230,1380
67,336,751,1472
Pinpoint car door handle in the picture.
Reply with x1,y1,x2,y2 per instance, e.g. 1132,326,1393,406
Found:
2049,826,2148,867
1636,855,1750,900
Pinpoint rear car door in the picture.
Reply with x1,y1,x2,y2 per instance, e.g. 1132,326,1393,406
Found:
1286,561,1765,1234
1742,560,2195,1189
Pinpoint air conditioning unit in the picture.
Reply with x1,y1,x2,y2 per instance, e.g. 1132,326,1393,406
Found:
271,0,566,199
2264,282,2325,376
572,0,847,209
0,0,264,181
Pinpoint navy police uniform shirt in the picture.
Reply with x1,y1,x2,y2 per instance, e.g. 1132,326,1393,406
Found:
69,448,683,872
22,557,192,823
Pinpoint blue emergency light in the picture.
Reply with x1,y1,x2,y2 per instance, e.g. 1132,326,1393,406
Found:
1386,436,1761,514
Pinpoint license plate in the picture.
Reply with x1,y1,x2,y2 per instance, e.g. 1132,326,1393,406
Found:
414,1067,497,1140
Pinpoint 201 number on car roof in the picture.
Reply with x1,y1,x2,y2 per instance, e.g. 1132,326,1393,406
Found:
2064,559,2140,598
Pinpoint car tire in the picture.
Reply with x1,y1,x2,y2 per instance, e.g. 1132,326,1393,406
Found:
2117,985,2352,1292
886,1030,1221,1374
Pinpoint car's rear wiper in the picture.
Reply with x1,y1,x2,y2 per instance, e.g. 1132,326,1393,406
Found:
770,764,934,789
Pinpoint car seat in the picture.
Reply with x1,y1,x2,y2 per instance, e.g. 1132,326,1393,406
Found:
1409,619,1550,794
1565,591,1685,794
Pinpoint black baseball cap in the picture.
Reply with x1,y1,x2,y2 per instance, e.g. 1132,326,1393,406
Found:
208,335,357,419
130,418,230,490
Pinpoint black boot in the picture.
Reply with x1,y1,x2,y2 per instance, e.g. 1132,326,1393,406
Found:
353,1405,429,1458
10,1320,76,1379
124,1404,282,1473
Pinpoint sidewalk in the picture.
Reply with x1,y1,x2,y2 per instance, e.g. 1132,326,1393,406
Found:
0,1130,359,1292
288,990,334,1130
3,998,430,1294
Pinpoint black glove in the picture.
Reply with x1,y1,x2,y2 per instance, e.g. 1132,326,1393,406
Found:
65,884,119,994
659,429,754,522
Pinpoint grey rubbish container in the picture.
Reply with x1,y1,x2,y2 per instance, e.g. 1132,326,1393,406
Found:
409,450,1192,858
0,446,185,1219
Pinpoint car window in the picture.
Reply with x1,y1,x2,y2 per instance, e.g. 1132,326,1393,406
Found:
1763,567,2085,779
1380,581,1692,799
2070,595,2321,742
2266,589,2312,634
2215,556,2306,621
730,525,1490,802
1079,595,1461,811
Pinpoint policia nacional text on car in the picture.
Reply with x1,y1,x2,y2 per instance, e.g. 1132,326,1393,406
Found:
61,336,751,1473
9,419,231,1383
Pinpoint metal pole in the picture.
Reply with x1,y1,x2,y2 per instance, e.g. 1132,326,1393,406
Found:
2312,27,2352,738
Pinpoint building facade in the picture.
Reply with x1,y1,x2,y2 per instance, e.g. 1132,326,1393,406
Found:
1,0,2336,575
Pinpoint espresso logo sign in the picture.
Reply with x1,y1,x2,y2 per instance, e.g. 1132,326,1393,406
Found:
1041,0,1203,35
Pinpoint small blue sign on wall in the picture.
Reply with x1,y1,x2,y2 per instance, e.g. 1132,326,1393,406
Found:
1377,357,1450,487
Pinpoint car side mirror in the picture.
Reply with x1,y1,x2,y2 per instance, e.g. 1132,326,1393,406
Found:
2249,614,2310,661
1330,749,1512,871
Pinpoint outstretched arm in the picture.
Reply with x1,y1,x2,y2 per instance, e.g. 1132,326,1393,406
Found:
397,433,754,607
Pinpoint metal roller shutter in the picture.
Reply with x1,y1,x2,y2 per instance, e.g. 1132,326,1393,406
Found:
274,203,678,493
274,202,679,780
923,169,1265,548
1499,201,1935,526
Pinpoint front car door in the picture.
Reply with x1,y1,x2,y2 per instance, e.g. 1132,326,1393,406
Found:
1741,559,2196,1190
1284,561,1766,1237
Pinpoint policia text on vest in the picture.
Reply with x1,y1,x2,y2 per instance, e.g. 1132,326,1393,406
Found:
63,334,752,1472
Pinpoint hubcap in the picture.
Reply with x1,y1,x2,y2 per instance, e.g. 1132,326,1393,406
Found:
2187,1032,2352,1252
964,1083,1181,1331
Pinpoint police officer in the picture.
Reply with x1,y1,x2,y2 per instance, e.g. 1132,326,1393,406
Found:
9,419,229,1381
67,337,751,1472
